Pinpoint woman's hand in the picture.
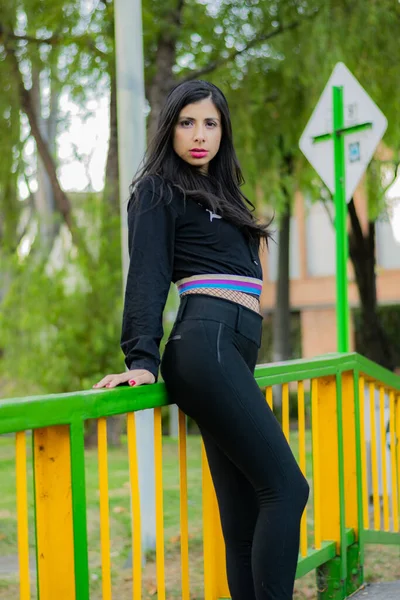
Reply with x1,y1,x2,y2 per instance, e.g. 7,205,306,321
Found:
92,369,156,389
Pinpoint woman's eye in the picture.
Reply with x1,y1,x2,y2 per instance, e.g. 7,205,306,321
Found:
180,120,217,127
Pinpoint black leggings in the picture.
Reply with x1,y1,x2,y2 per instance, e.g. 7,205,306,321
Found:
160,294,309,600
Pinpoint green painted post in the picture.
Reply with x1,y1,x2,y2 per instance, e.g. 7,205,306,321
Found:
335,373,347,585
70,419,90,600
332,86,350,353
32,435,41,600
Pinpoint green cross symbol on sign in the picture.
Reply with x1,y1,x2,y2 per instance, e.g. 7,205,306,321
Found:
313,118,373,144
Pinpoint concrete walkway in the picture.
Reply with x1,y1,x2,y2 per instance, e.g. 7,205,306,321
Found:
350,581,400,599
0,554,36,575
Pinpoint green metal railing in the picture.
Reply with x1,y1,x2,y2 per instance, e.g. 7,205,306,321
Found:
0,352,399,600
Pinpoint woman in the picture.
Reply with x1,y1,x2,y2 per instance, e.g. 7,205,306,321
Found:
93,80,309,599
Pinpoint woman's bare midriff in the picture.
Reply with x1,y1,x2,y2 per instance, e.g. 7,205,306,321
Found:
180,287,261,314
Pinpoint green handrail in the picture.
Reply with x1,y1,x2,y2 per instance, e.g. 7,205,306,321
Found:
0,353,398,435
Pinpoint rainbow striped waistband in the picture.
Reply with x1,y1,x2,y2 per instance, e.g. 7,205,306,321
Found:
175,274,263,297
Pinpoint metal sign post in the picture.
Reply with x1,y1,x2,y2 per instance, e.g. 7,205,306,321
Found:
115,0,156,554
332,86,349,352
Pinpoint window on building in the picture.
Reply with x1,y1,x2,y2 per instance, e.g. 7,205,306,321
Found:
305,200,336,276
376,215,400,270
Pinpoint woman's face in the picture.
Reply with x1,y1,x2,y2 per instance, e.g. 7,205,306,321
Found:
173,97,222,174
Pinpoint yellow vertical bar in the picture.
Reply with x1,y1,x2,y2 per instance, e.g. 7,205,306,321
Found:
266,386,273,410
33,426,75,600
154,407,165,600
311,378,321,550
341,372,359,536
379,386,389,531
315,377,341,553
282,383,290,442
369,382,380,530
127,413,142,600
359,376,369,529
389,391,399,532
16,431,30,600
297,381,307,557
202,442,229,600
178,409,190,600
98,417,112,600
396,396,400,526
202,442,216,600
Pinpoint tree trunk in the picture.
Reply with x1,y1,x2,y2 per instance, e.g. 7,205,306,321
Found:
146,0,188,141
273,146,294,366
103,68,120,216
272,146,294,409
84,417,124,448
348,198,395,371
5,45,94,267
0,97,23,361
99,65,121,270
147,36,177,142
272,196,292,363
31,67,60,256
272,191,291,411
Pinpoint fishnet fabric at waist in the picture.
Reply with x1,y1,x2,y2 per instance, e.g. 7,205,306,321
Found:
180,287,261,314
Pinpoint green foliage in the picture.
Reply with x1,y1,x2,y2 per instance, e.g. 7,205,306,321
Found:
353,305,400,367
187,0,400,216
0,195,123,396
0,0,113,219
0,52,22,253
0,189,182,397
2,0,400,397
258,311,302,365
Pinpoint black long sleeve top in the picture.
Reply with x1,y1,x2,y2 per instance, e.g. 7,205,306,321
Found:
120,175,263,382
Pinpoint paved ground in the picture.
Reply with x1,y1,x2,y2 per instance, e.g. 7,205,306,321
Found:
0,555,36,574
1,553,399,599
350,581,400,599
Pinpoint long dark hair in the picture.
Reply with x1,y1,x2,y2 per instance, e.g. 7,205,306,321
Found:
130,79,271,245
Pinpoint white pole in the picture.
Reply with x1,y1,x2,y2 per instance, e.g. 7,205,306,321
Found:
114,0,155,552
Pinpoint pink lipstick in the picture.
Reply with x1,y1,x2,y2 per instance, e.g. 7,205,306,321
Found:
190,150,208,158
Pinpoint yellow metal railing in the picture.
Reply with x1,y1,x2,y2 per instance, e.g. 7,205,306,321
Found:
359,376,400,536
1,353,400,600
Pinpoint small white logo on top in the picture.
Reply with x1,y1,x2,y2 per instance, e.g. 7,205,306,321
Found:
206,209,222,222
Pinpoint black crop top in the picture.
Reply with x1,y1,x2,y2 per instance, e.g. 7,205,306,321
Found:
120,175,263,381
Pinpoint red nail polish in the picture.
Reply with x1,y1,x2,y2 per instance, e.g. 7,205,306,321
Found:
129,380,136,386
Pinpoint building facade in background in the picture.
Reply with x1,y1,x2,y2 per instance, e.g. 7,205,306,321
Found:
259,187,400,359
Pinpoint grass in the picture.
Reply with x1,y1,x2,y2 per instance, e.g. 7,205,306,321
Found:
0,430,399,599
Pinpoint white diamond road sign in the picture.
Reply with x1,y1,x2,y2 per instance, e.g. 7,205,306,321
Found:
299,62,388,203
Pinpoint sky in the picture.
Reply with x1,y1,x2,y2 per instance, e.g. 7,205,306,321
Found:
57,93,110,193
53,93,400,243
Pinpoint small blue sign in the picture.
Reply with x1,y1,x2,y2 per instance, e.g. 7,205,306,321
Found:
349,141,360,163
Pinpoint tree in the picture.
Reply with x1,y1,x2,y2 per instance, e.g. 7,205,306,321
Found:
347,156,400,371
0,2,123,421
2,0,400,412
294,0,400,368
225,0,400,369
